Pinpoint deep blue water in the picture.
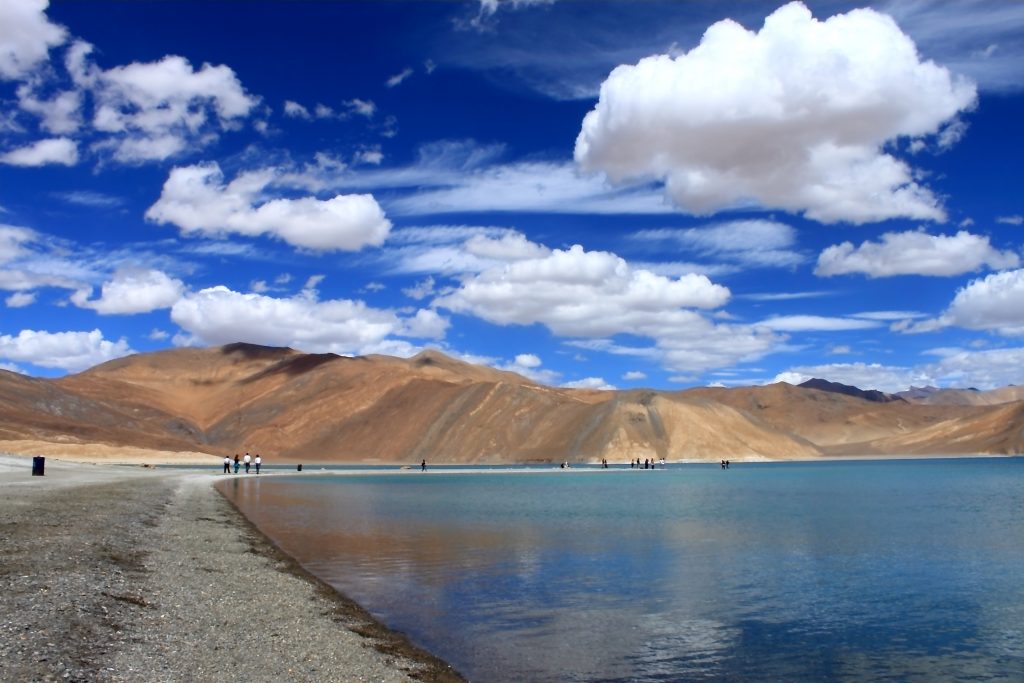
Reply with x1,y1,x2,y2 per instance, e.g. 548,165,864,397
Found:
220,459,1024,682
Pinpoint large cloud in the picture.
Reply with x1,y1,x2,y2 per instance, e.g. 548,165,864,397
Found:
436,244,730,337
816,230,1019,277
71,268,185,315
171,286,444,354
575,2,977,224
146,163,391,251
940,269,1024,335
0,0,66,80
69,43,257,163
0,328,133,372
433,243,782,373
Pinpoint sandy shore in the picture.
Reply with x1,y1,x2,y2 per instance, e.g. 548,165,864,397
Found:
0,455,463,682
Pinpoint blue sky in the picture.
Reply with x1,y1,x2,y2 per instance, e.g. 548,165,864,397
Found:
1,0,1023,392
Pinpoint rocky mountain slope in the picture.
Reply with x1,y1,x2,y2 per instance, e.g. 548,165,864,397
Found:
1,343,1021,462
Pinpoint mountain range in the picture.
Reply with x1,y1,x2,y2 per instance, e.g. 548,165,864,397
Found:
1,343,1021,463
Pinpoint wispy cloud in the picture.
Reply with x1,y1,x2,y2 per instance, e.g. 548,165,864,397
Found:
386,67,414,88
53,190,124,208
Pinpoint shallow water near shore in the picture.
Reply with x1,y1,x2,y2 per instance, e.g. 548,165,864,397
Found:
220,458,1024,682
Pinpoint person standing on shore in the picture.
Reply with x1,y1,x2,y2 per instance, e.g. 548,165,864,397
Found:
244,452,251,474
233,454,240,474
255,454,262,474
224,455,231,474
421,459,426,472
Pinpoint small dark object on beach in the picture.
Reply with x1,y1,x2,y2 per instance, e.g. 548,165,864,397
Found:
32,456,44,476
297,463,303,472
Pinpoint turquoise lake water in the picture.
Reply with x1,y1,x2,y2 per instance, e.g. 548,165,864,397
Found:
220,459,1024,682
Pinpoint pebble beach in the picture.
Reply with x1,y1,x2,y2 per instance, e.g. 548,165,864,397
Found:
0,455,463,682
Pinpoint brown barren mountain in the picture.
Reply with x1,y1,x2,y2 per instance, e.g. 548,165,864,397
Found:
1,343,1021,463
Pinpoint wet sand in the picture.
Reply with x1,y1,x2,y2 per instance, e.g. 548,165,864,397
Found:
0,455,463,682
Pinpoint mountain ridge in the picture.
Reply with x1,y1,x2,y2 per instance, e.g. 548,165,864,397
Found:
1,344,1021,462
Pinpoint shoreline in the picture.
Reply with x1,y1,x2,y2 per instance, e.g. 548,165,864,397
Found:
0,455,463,682
1,443,1016,470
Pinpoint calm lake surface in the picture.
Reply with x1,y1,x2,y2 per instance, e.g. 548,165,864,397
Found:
220,459,1024,682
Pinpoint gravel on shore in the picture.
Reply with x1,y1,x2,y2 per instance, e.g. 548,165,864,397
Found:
0,456,464,682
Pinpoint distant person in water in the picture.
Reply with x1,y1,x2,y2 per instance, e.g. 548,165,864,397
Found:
233,454,240,474
224,455,231,474
421,459,426,472
255,454,262,474
244,452,251,473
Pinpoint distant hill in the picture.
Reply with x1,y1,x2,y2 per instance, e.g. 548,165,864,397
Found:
896,385,1024,406
799,378,903,403
1,343,1021,462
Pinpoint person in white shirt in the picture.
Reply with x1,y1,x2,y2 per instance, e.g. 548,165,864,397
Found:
243,452,252,474
223,455,231,474
254,454,262,475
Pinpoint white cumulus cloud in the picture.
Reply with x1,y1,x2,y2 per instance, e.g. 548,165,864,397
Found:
0,0,66,80
0,328,133,372
514,353,542,368
171,286,442,353
73,43,258,163
1,137,77,166
71,268,185,315
146,163,391,252
816,230,1019,277
575,2,977,224
562,376,616,390
399,308,449,340
436,244,730,337
940,269,1024,335
433,243,780,374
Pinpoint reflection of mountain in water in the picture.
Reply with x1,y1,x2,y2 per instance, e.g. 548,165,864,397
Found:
2,342,1022,462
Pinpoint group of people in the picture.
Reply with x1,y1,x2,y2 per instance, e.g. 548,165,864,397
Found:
223,452,263,474
720,460,731,469
630,458,660,469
